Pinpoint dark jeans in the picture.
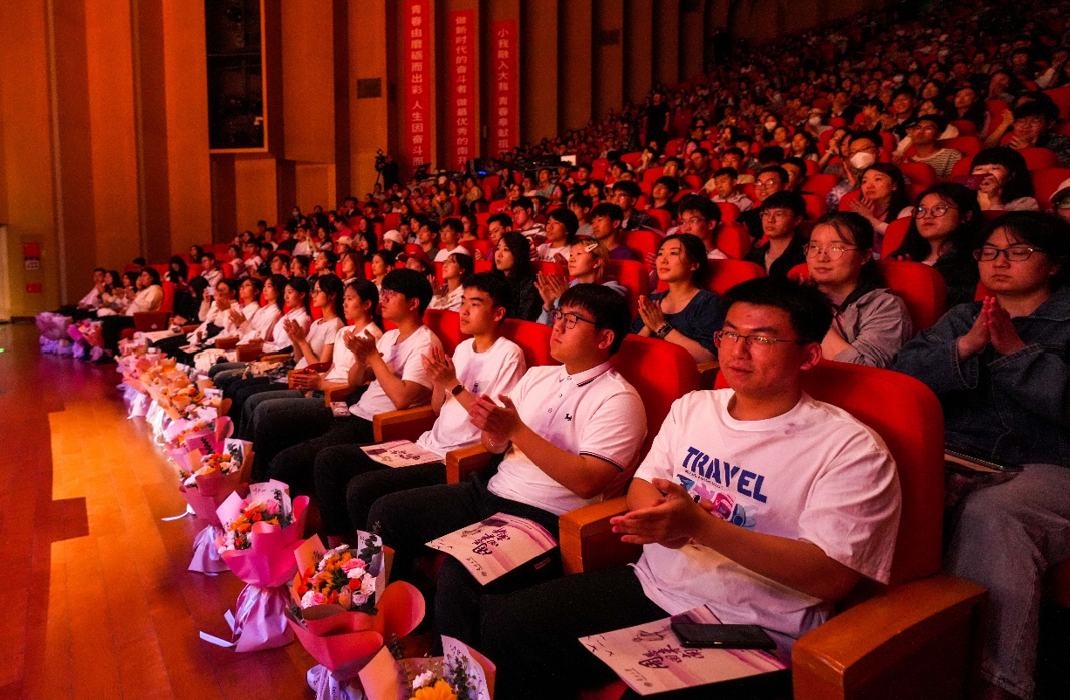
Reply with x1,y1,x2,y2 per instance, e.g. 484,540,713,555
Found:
481,566,792,700
368,475,562,648
100,315,135,352
312,443,445,536
263,414,374,492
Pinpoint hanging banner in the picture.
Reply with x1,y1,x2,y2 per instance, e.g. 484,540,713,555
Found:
401,0,432,175
446,10,476,171
490,20,518,157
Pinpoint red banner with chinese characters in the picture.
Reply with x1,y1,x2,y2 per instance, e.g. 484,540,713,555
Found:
401,0,432,175
490,20,518,157
446,10,476,171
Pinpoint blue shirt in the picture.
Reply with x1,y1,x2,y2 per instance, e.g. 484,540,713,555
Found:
630,289,722,354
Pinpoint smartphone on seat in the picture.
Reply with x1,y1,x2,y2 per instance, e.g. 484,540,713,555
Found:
670,622,776,650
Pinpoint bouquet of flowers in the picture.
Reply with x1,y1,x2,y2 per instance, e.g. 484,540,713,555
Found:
287,534,425,700
204,482,309,652
176,434,253,574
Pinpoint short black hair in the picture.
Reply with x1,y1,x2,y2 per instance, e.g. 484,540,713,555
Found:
591,202,624,222
382,268,434,315
548,208,580,236
757,165,789,186
721,277,833,344
982,211,1070,289
200,252,216,262
463,271,512,312
1013,99,1059,123
677,194,720,223
568,192,593,210
761,191,807,218
142,267,161,286
441,217,464,234
559,283,632,355
714,167,738,179
487,213,514,230
612,180,641,198
292,254,311,272
512,196,534,213
757,146,785,165
723,147,745,158
653,177,680,196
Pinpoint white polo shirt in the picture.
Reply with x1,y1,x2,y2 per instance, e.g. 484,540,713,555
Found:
324,322,384,383
630,389,901,643
416,336,527,458
487,361,647,516
350,325,442,421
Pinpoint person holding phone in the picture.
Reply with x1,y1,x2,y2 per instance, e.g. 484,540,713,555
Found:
483,277,901,700
969,147,1040,213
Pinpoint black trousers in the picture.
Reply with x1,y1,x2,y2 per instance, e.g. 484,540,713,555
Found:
367,475,563,649
312,443,446,536
261,415,374,492
100,316,135,352
480,565,792,700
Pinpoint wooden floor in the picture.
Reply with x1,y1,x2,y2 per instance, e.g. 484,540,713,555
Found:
0,322,318,700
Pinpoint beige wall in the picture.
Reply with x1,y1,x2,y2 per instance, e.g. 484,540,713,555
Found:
0,0,876,314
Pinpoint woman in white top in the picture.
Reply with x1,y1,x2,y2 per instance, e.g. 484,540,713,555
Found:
971,147,1041,213
233,275,284,345
97,268,164,360
535,236,627,325
428,253,473,311
154,277,240,365
225,244,245,278
290,273,345,370
370,249,395,293
339,250,364,285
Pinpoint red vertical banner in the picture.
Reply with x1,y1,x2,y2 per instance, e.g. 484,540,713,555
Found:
490,20,518,157
401,0,432,175
447,10,476,171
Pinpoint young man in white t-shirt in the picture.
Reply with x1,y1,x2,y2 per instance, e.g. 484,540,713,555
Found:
368,284,647,648
312,273,526,546
257,269,440,490
482,277,902,700
433,217,473,262
535,208,579,264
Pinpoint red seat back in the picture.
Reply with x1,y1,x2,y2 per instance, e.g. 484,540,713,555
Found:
715,360,945,586
1044,84,1070,121
159,281,175,314
1017,147,1059,171
947,120,978,137
898,162,937,189
714,201,740,224
500,319,556,369
801,174,840,197
624,229,661,269
645,208,671,233
537,261,568,278
704,259,766,296
939,135,982,156
1031,167,1070,209
606,260,650,318
882,217,913,258
801,193,828,221
488,200,508,214
423,310,466,355
713,223,752,260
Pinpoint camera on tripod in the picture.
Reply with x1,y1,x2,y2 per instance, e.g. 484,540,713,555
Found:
374,149,387,172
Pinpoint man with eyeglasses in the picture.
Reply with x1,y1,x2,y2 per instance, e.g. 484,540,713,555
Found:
737,165,789,239
482,277,901,700
671,195,728,260
369,284,646,647
897,115,963,180
744,191,808,276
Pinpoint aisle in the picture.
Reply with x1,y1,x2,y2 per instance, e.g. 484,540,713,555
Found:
0,323,316,700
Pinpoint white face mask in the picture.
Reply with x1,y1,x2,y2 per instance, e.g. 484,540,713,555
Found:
764,121,777,130
850,152,877,170
808,116,823,126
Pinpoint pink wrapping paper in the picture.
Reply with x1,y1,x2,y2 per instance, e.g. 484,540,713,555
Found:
177,446,254,527
306,665,362,700
229,584,294,652
189,525,228,573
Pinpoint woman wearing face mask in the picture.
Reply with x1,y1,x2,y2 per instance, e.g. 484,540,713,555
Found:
845,163,912,253
895,212,1070,700
970,147,1039,212
758,113,780,143
889,183,983,306
806,212,913,368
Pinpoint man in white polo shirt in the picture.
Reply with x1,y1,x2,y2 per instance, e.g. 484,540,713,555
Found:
482,277,902,700
368,284,647,647
311,273,527,546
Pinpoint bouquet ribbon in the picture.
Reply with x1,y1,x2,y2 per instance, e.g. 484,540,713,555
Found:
189,525,228,574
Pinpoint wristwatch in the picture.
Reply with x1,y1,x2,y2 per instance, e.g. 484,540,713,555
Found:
450,383,465,396
654,323,674,340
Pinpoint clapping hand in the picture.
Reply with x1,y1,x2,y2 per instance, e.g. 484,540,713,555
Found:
344,330,379,362
228,308,246,326
610,478,710,549
421,345,459,390
534,272,569,309
984,297,1026,355
469,394,523,444
284,318,307,343
637,295,668,334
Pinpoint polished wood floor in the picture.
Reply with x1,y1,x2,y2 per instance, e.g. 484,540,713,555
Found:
0,323,318,700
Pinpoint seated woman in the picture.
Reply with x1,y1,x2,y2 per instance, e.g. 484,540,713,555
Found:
534,236,626,325
209,275,308,389
239,280,382,469
97,268,164,361
225,244,245,278
369,249,395,292
806,212,913,368
338,249,364,285
231,273,345,430
493,232,541,321
845,163,912,255
971,147,1040,213
630,233,720,364
889,183,983,307
894,211,1070,700
153,278,241,363
428,252,474,311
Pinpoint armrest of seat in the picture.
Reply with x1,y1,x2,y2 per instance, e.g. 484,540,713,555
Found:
446,444,495,484
792,574,986,700
559,496,641,576
259,353,291,364
696,360,720,390
373,406,438,442
181,324,200,333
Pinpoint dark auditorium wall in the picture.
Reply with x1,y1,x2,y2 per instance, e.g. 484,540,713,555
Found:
0,0,883,316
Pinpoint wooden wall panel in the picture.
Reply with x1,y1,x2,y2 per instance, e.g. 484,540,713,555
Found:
624,0,654,105
593,0,624,122
652,0,680,87
558,0,593,132
520,0,557,145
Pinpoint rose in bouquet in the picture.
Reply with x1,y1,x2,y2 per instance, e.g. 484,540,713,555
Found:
203,482,310,652
287,534,425,700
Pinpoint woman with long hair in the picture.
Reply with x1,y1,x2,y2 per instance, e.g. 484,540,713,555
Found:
970,147,1039,212
846,163,912,253
428,253,474,311
492,231,541,321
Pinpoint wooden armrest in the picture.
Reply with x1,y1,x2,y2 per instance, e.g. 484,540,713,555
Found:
259,353,291,364
792,574,986,700
319,382,353,406
214,336,239,350
446,444,495,484
559,496,640,575
373,406,438,442
697,360,719,390
181,324,200,333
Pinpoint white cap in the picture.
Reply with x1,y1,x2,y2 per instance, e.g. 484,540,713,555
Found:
383,229,405,244
1050,177,1070,207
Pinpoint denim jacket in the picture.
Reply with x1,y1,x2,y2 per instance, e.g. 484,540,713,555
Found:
894,288,1070,467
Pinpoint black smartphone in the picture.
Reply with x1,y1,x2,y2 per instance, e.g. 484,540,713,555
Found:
670,622,776,650
952,174,986,190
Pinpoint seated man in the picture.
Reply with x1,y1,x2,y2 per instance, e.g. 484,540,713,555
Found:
710,166,755,212
368,284,647,647
251,269,440,489
613,180,658,232
511,196,546,241
737,166,789,239
313,273,527,545
744,191,808,278
482,277,901,700
1003,99,1070,168
897,114,964,180
591,203,643,262
671,194,729,260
